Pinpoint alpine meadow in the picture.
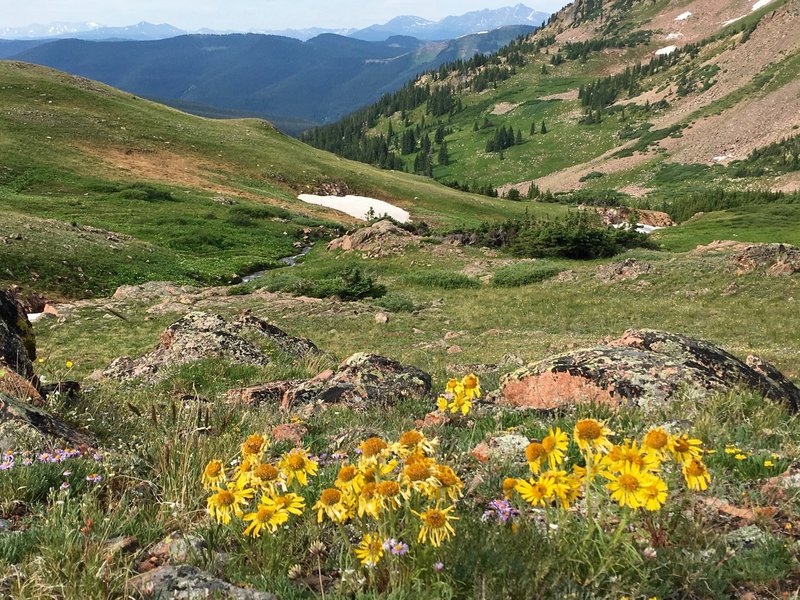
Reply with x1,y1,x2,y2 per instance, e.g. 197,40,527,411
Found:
1,1,800,599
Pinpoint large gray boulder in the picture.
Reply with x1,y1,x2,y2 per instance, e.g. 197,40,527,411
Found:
498,329,800,412
228,352,432,411
128,564,277,600
102,312,318,382
0,289,36,378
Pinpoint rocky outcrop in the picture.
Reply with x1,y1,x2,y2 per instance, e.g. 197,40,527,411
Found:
592,206,674,228
596,259,653,283
733,243,800,276
0,391,94,451
498,329,800,412
102,312,318,382
0,289,36,378
327,220,417,257
128,564,277,600
228,353,431,411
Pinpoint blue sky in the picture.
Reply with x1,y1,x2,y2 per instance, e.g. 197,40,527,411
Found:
4,1,570,30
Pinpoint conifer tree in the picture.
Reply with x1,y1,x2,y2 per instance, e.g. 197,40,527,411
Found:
540,120,548,134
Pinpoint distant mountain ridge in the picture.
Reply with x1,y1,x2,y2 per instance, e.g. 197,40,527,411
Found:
10,26,535,134
0,5,548,42
0,21,185,41
350,4,549,41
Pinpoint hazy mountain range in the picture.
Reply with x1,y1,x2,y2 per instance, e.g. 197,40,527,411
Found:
0,4,547,42
9,26,534,133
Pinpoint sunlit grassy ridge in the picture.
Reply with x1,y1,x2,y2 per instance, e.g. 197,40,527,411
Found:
0,61,556,298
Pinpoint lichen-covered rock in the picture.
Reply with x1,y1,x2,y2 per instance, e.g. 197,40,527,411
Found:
281,353,432,410
229,353,431,411
595,259,653,283
498,329,800,412
327,220,417,257
0,289,36,378
128,564,277,600
0,391,94,452
102,312,318,382
733,243,800,276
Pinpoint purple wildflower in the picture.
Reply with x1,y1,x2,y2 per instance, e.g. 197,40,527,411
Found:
92,453,104,462
433,561,444,573
390,540,409,556
86,473,103,484
22,457,33,466
60,482,70,491
63,470,72,477
482,498,519,524
0,459,14,471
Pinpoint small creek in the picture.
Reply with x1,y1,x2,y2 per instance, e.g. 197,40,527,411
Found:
242,245,313,283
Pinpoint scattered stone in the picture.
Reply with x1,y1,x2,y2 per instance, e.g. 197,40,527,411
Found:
112,281,199,302
721,282,739,296
446,345,462,355
473,434,529,462
734,243,800,276
226,380,304,406
102,312,318,382
0,368,43,405
327,220,417,257
592,206,674,228
147,532,207,565
0,391,95,452
497,329,800,412
554,270,577,283
279,353,432,411
271,423,308,446
596,259,653,283
444,331,461,340
102,535,140,562
374,312,389,324
128,564,277,600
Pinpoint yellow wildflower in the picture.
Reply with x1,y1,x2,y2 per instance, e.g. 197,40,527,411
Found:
461,373,481,399
670,434,703,464
201,459,226,489
642,476,668,511
250,463,283,493
515,477,553,507
242,434,268,460
243,503,288,538
414,504,458,547
207,482,254,525
313,488,350,523
682,458,711,491
604,463,651,509
354,532,384,567
278,448,318,487
502,477,518,499
642,427,671,459
574,419,614,455
263,492,305,516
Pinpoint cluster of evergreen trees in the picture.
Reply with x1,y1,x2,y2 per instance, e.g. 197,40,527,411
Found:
485,121,548,153
561,30,653,61
732,135,800,177
578,49,685,110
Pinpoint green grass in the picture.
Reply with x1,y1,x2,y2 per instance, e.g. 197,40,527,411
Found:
655,204,800,252
0,61,551,298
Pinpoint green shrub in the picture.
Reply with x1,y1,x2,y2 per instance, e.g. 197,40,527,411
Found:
492,263,561,287
372,292,416,312
116,183,174,201
258,267,385,301
406,270,481,289
510,213,652,259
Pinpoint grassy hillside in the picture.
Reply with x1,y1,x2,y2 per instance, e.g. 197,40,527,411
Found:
0,61,552,298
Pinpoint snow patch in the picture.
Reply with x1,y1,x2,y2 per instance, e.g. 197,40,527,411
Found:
656,45,677,56
665,32,683,40
723,15,745,27
675,11,692,21
297,194,411,223
752,0,775,11
28,313,44,323
612,223,664,234
713,155,733,162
